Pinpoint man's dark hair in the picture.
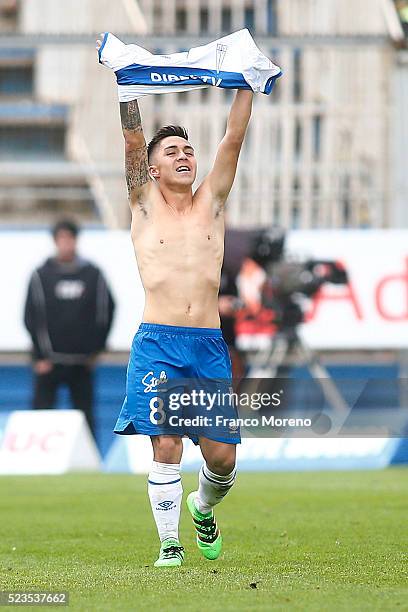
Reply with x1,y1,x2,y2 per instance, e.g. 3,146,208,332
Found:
52,219,79,239
147,125,189,162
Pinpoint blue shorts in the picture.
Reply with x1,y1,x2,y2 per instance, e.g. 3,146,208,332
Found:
114,323,241,445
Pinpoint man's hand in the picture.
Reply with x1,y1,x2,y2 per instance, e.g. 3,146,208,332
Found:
219,295,236,317
34,360,53,375
207,89,253,207
96,33,105,52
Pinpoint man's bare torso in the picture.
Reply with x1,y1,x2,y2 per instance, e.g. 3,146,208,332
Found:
132,183,224,328
112,91,253,328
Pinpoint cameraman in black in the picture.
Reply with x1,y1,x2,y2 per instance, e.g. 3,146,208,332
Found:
24,219,115,436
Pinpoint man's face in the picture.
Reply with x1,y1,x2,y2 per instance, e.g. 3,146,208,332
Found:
149,136,197,189
54,230,77,262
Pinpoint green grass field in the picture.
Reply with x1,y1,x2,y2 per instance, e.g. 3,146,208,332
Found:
0,469,407,611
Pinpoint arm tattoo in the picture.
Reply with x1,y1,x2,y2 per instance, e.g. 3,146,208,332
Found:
120,101,150,200
120,100,143,131
125,148,150,194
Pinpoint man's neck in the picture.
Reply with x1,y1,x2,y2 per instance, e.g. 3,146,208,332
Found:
160,185,193,213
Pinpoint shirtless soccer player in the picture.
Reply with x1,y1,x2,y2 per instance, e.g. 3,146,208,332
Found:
98,37,253,567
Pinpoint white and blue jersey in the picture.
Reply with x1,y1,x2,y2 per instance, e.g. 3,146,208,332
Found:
115,323,241,445
99,29,282,101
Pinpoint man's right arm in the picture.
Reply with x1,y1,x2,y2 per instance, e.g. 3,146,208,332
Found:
24,273,42,354
24,272,52,372
120,100,152,212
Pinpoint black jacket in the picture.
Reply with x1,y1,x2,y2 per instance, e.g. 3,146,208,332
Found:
24,257,115,363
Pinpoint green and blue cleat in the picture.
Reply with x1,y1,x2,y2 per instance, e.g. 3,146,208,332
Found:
154,538,184,567
186,491,222,560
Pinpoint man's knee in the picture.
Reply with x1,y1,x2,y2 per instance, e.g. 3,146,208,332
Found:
151,435,183,463
199,439,236,475
206,450,236,476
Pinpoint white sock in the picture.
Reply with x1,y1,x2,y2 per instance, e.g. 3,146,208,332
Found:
148,461,182,542
195,463,237,515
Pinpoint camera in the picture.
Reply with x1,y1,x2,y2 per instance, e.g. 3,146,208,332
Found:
249,227,348,329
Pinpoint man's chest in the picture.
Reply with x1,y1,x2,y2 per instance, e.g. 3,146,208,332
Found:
135,210,224,263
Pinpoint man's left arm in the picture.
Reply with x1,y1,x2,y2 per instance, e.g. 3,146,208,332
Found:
206,90,253,208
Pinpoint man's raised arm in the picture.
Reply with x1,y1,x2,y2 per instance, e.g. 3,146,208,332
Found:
207,89,253,206
96,36,151,211
120,99,152,212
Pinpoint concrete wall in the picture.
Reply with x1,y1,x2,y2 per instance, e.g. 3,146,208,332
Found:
20,0,146,34
279,0,390,36
391,51,408,227
18,0,146,227
14,0,403,229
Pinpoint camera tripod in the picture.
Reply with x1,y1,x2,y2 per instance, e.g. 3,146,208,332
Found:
245,326,350,415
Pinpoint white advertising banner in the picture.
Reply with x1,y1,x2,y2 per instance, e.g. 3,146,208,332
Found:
0,410,101,474
1,229,407,351
104,435,400,473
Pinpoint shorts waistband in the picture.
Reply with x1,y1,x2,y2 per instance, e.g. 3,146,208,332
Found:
138,323,222,337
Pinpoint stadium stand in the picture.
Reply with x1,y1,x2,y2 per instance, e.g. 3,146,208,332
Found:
0,3,95,224
0,0,146,227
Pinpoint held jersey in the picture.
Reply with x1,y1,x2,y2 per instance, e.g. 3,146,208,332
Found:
98,29,282,101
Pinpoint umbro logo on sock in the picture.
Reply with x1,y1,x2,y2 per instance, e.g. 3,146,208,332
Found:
157,500,176,511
